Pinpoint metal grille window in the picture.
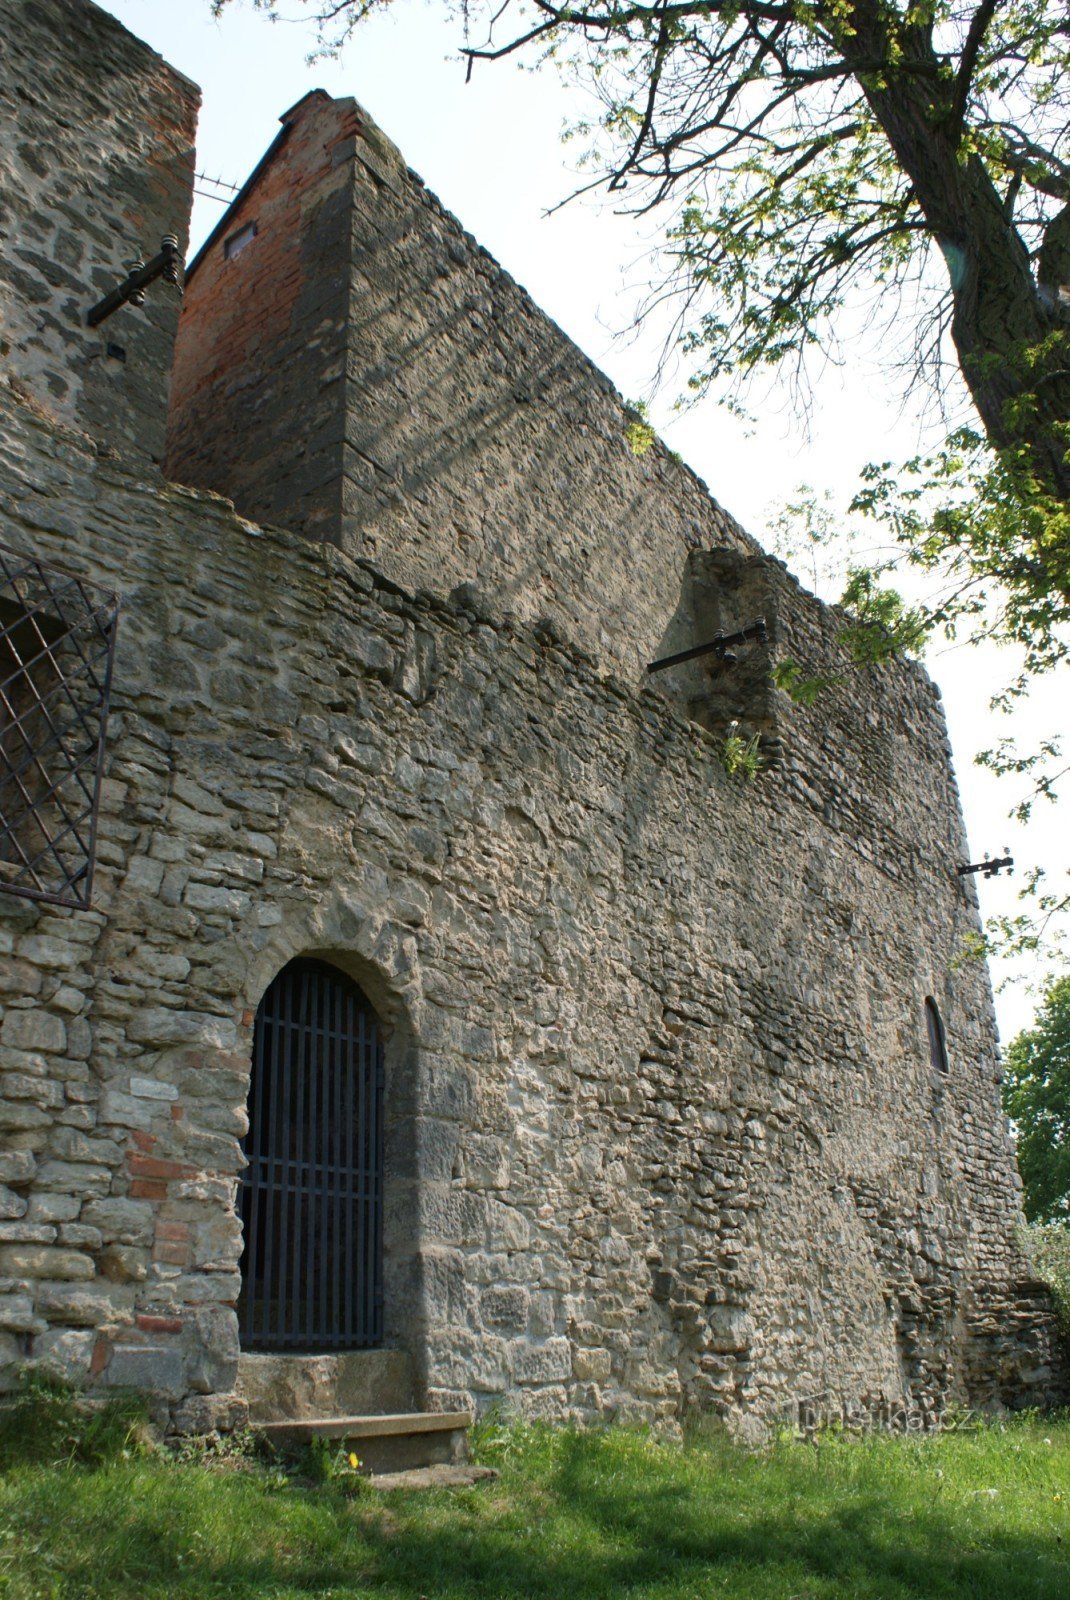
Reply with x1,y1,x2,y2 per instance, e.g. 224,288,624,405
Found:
239,958,385,1352
0,542,119,909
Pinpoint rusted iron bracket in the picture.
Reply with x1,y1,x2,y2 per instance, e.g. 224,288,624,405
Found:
86,233,182,327
647,618,768,674
957,855,1014,879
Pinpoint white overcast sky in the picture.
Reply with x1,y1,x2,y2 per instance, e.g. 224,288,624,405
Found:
99,0,1067,1039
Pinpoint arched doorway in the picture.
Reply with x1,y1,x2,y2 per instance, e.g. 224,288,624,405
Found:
238,957,384,1351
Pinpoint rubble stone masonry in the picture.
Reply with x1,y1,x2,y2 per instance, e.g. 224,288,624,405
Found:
0,0,1064,1429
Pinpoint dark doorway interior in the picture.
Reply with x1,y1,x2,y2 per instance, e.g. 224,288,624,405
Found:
239,956,385,1351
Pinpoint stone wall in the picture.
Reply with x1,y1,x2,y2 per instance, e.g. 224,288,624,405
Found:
1,388,1062,1427
0,0,198,464
165,92,754,683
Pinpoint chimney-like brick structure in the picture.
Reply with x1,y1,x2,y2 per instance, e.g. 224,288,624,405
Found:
165,94,757,682
166,92,361,543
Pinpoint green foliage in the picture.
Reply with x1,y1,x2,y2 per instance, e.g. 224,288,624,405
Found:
1020,1221,1070,1333
1003,974,1070,1223
720,722,762,779
0,1371,149,1469
770,658,832,705
4,1415,1070,1598
623,398,656,456
301,1435,368,1486
838,565,929,662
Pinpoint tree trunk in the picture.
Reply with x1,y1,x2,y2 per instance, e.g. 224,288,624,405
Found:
839,7,1070,600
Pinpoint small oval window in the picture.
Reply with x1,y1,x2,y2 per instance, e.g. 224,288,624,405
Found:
925,997,949,1074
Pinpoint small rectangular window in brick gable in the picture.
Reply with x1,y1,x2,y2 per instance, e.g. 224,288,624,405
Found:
0,543,119,909
224,220,258,261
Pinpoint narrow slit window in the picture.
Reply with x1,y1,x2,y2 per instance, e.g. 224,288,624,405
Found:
224,220,257,261
925,997,949,1075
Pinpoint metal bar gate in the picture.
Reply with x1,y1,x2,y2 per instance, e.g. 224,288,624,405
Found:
238,957,384,1351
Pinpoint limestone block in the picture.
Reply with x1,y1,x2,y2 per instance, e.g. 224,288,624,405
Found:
190,1213,243,1272
0,1100,51,1131
512,1337,572,1385
129,1077,179,1102
0,1151,35,1185
1,1073,63,1108
519,1385,570,1420
98,1246,150,1284
33,1161,112,1195
51,985,86,1015
0,1222,55,1244
81,1198,155,1246
480,1286,529,1331
27,1194,81,1224
98,1089,153,1130
33,1328,96,1383
126,1009,239,1050
462,1134,510,1190
184,1304,239,1394
0,1246,95,1281
0,959,43,996
485,1199,530,1252
36,1283,131,1327
184,882,252,917
17,936,78,971
59,1224,103,1249
571,1347,612,1383
100,1344,187,1399
427,1327,511,1391
706,1305,756,1354
0,1010,67,1053
0,1294,45,1334
171,1394,249,1435
0,1185,27,1220
66,1019,93,1060
49,1129,123,1167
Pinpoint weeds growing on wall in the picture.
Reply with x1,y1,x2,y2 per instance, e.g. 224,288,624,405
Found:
0,1370,148,1469
720,723,762,780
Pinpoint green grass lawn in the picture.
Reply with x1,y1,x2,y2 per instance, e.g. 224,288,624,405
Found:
1,1392,1068,1599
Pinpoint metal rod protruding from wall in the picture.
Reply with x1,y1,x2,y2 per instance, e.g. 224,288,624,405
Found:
86,234,183,328
957,854,1014,879
647,618,768,674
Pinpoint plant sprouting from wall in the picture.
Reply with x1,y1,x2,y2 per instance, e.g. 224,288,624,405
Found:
720,721,762,779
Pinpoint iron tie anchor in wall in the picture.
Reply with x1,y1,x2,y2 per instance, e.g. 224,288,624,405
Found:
957,854,1014,879
86,234,183,328
647,618,768,674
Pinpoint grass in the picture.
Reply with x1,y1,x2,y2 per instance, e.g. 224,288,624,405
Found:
0,1389,1068,1599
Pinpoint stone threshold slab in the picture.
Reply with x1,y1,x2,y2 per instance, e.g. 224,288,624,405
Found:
370,1463,499,1492
255,1410,472,1447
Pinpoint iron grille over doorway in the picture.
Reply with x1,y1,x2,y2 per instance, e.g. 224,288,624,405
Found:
239,958,384,1351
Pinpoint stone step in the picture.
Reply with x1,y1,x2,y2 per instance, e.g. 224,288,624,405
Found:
254,1409,473,1473
237,1349,414,1422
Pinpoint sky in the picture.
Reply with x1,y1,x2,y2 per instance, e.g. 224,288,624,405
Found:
99,0,1066,1040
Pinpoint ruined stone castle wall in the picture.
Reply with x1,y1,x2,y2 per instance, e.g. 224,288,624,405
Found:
0,0,1062,1431
165,93,754,684
1,390,1061,1426
0,0,198,464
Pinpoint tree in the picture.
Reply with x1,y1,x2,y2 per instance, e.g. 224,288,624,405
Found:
1003,973,1070,1223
